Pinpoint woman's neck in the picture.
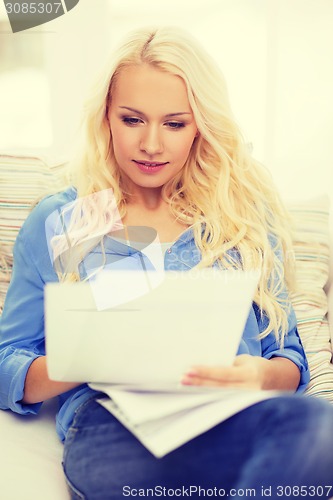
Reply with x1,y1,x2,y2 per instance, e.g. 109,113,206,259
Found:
126,188,165,210
122,200,187,243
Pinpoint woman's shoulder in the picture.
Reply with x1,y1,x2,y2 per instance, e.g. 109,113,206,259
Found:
34,186,77,214
20,186,78,239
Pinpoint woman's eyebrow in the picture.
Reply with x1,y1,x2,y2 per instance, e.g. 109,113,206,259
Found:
119,106,192,118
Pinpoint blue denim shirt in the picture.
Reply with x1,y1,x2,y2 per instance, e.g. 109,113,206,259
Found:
0,187,310,442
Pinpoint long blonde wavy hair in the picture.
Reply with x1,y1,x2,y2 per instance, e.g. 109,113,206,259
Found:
52,26,295,343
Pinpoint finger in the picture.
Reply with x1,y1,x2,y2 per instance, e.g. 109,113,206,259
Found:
184,365,248,383
180,375,256,389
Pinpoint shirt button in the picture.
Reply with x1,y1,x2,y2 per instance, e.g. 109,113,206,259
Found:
167,248,172,254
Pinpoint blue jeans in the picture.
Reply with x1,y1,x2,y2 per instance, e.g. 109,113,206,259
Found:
62,394,333,500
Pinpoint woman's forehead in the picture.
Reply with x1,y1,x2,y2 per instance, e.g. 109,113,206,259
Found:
110,65,192,114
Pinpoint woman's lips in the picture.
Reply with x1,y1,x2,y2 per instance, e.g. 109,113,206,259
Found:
133,160,169,173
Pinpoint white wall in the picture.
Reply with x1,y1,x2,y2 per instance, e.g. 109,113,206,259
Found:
264,0,333,202
41,0,111,158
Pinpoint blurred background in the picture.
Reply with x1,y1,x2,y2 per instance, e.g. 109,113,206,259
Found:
0,0,332,202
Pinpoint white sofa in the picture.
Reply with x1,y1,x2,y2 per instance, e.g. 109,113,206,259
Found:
0,154,332,500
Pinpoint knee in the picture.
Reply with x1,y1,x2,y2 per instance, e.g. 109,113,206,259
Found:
253,394,333,438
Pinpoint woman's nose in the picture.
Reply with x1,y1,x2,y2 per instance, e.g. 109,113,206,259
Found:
139,125,163,155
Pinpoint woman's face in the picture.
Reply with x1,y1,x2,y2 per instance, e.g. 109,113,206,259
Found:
107,64,198,198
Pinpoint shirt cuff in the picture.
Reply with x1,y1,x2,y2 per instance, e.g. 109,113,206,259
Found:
264,350,310,393
3,349,43,414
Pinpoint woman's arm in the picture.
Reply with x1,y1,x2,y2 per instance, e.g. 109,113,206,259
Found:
22,356,81,404
0,193,81,413
181,354,301,391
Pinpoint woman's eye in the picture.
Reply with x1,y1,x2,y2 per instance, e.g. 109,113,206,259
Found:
122,117,142,126
166,121,185,129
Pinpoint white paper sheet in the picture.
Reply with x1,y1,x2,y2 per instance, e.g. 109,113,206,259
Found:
45,269,260,383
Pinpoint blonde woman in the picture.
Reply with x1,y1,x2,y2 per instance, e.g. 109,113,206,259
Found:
0,27,333,499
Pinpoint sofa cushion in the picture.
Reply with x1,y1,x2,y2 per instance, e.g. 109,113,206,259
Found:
288,196,333,401
0,154,67,313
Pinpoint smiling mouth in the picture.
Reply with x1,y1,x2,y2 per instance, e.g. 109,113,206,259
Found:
133,160,169,167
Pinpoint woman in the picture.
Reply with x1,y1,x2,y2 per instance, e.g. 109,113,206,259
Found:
0,26,332,499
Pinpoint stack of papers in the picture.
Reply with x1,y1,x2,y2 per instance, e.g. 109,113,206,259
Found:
89,383,281,457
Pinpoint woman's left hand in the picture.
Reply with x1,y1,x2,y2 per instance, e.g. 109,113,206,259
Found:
181,354,270,390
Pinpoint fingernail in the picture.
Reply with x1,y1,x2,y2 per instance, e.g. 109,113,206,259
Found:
180,376,193,385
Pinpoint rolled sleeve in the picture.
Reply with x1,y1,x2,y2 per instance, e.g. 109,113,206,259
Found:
261,307,310,393
0,346,42,414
